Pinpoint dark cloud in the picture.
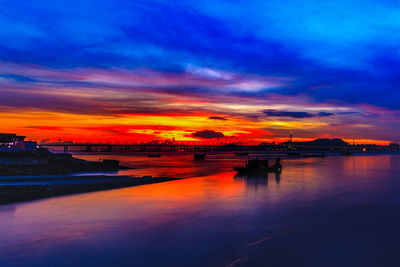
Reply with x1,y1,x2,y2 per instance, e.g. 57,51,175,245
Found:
192,130,225,139
208,116,227,120
263,110,335,118
317,112,335,117
0,74,37,82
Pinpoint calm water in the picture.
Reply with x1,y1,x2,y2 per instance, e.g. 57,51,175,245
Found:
1,153,400,266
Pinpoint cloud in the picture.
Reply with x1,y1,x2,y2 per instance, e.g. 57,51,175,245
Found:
209,116,227,120
26,126,64,131
192,130,225,139
2,0,400,111
0,61,289,93
263,109,335,118
1,0,400,143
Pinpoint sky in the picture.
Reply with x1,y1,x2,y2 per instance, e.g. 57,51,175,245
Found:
1,0,400,144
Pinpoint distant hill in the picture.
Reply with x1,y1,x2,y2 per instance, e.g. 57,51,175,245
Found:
280,138,349,147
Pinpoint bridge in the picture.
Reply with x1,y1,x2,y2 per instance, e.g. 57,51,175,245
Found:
39,143,244,153
37,142,368,153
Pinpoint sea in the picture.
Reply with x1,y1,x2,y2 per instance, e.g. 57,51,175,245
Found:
1,151,400,266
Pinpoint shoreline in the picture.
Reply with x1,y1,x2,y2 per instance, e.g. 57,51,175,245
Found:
0,148,130,176
0,175,180,205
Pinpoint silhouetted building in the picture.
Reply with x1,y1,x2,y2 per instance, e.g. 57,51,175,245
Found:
0,133,37,149
24,141,38,149
0,133,26,148
389,143,400,150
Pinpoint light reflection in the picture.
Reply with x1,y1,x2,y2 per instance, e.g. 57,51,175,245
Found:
0,153,400,266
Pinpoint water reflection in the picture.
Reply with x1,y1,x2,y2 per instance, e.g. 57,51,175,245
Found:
1,153,400,266
0,205,16,214
75,152,288,178
234,171,281,189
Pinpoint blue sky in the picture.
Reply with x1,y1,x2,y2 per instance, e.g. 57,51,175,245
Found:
0,0,399,143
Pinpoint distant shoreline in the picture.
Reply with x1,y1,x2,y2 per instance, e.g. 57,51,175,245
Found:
0,148,128,176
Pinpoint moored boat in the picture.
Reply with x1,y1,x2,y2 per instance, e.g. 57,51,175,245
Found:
234,152,249,156
148,153,161,158
341,151,353,156
287,152,301,156
303,153,325,158
234,158,282,174
194,154,206,160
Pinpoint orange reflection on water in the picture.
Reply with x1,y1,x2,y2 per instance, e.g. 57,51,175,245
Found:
1,154,400,266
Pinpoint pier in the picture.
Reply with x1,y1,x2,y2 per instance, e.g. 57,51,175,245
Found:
39,143,233,153
37,142,392,153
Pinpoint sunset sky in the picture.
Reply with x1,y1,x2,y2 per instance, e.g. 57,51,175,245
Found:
1,0,399,144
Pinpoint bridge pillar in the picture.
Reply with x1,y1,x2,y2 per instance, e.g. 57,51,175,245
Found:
64,145,68,153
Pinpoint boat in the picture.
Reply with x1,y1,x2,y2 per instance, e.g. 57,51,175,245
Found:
234,158,282,174
303,153,325,158
341,151,353,156
234,152,249,156
287,152,301,156
194,154,206,160
147,153,161,158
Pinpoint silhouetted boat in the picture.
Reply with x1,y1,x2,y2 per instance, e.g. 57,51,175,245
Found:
287,152,301,156
194,154,206,160
234,152,249,156
148,153,161,158
341,151,353,156
102,159,120,168
303,153,325,158
234,158,282,174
